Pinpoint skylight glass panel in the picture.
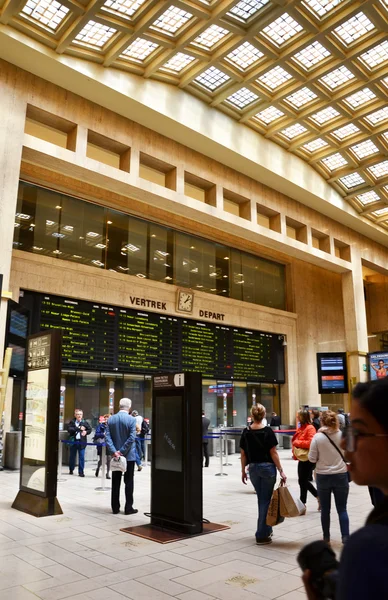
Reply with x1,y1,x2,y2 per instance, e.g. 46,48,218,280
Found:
310,106,340,125
373,207,388,217
161,52,195,72
102,0,146,18
228,0,270,22
281,123,307,139
74,20,116,48
285,87,317,109
332,123,360,139
262,13,303,46
369,160,388,179
321,153,348,171
301,0,344,18
320,66,355,90
21,0,69,30
257,66,292,90
226,42,263,70
351,140,379,160
226,87,259,108
292,41,331,70
121,38,159,61
303,138,329,152
344,87,376,109
195,66,230,91
151,6,192,35
333,12,375,46
359,41,388,70
339,172,365,189
254,106,284,124
357,190,380,205
365,107,388,126
192,25,229,49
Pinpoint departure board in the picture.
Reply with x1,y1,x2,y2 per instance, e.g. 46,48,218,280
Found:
34,293,285,382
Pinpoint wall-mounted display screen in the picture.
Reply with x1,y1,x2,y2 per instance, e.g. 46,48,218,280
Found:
317,352,348,394
25,292,285,383
369,352,388,381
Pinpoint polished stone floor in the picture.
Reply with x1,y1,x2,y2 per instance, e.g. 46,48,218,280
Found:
0,450,371,600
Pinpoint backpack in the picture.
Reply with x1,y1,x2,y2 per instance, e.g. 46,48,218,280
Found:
141,420,150,437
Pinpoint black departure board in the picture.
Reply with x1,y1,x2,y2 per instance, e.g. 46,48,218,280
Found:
34,293,285,382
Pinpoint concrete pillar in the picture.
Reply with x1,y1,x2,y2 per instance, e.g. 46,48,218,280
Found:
0,65,27,366
341,255,369,398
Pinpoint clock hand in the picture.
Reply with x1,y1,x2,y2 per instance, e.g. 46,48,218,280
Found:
184,296,191,304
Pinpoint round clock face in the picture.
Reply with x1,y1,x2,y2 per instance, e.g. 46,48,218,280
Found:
178,292,193,312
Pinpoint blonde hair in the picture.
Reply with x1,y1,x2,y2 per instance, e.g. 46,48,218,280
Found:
251,403,266,423
321,410,339,430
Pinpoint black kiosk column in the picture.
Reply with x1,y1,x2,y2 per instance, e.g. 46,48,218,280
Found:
151,372,202,535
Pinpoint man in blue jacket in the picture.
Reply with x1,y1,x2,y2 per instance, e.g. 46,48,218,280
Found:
106,398,138,515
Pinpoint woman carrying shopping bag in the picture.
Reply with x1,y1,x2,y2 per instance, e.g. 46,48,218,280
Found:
240,404,287,545
292,410,319,511
308,410,350,544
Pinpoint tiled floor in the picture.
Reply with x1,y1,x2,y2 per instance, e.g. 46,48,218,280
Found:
0,450,371,599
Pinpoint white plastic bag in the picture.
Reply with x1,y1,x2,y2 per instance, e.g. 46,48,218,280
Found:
111,456,127,473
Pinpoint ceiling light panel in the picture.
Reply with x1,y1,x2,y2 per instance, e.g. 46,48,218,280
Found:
161,52,195,72
102,0,147,18
21,0,69,30
281,123,307,139
344,87,376,109
151,6,192,35
369,160,388,179
257,65,292,90
359,40,388,70
262,13,303,46
357,190,380,205
321,152,347,171
365,107,388,126
339,172,365,188
292,41,331,70
195,66,230,91
121,38,159,61
303,138,329,152
373,207,388,217
320,66,355,90
285,87,318,108
192,25,229,49
301,0,344,18
351,140,379,160
332,123,360,139
227,0,270,22
254,106,284,124
226,87,259,108
226,42,264,70
74,20,116,48
310,106,340,125
333,12,375,46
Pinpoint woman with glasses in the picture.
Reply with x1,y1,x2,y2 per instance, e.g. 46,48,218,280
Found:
303,378,388,600
308,411,349,545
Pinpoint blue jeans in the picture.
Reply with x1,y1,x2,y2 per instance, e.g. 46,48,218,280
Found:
249,462,277,540
135,438,142,467
316,473,349,542
69,443,85,474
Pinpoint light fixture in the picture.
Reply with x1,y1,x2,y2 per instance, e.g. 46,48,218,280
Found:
86,231,99,237
15,213,31,220
136,273,146,278
56,205,62,209
95,243,106,249
107,220,113,224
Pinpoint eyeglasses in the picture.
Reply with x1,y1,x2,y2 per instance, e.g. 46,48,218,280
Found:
345,425,388,453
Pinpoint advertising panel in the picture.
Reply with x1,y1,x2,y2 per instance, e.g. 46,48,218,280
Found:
369,352,388,381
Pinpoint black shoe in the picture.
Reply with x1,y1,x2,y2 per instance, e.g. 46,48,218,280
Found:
112,509,120,514
125,508,138,515
79,473,85,477
69,471,73,475
106,474,111,479
256,537,272,545
95,469,99,478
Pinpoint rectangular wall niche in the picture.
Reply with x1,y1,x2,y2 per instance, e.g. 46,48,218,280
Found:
334,239,351,261
140,153,177,190
223,189,251,220
257,203,282,232
25,105,77,151
184,172,216,206
311,228,331,253
285,217,308,244
87,130,130,171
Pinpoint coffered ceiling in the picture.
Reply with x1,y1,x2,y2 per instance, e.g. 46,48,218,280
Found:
1,0,387,228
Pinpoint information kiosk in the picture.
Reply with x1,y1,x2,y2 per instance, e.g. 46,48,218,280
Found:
151,372,202,534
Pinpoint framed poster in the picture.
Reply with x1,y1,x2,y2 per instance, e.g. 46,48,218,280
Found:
369,352,388,381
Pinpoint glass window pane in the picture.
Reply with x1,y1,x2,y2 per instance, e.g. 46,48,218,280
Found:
230,249,243,301
75,371,100,428
174,231,192,288
202,379,217,427
149,224,173,283
233,381,247,427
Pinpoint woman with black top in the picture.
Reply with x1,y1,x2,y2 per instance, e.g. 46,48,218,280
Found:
240,404,287,545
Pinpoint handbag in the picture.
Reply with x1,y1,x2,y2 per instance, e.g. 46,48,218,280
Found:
279,485,306,518
293,447,309,462
110,456,127,473
266,486,285,527
321,432,351,482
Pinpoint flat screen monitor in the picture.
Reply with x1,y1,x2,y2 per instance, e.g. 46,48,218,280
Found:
154,395,183,473
368,352,388,381
317,352,348,394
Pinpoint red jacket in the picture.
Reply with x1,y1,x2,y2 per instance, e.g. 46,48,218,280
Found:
292,424,316,460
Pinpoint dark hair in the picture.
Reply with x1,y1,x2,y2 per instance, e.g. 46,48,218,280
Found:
312,410,320,418
353,378,388,433
298,410,311,425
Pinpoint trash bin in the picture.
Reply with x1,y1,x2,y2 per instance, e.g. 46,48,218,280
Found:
282,434,292,449
5,431,22,470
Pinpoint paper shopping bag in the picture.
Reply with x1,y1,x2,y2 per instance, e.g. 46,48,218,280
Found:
279,485,305,518
266,487,285,526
